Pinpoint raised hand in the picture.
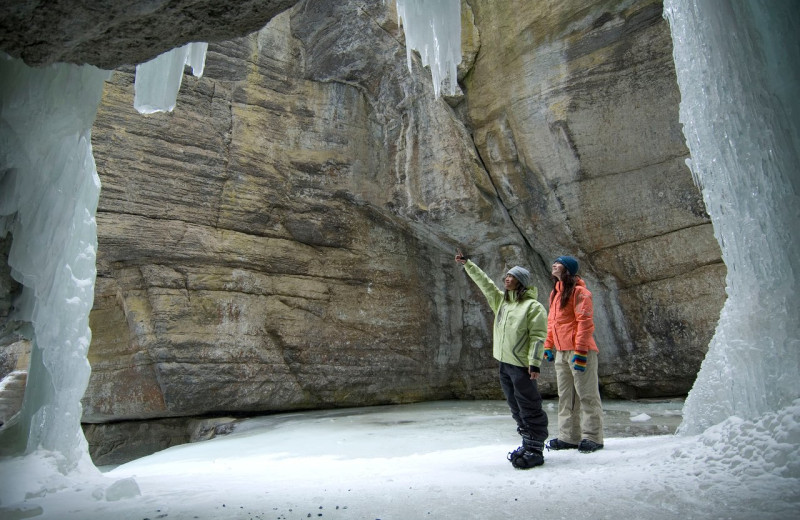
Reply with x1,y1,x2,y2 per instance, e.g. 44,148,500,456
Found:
455,248,467,264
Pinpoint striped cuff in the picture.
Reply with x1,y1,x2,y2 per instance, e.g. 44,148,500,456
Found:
572,351,588,370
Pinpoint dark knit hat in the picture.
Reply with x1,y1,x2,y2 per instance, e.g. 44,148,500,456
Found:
555,256,579,275
506,266,531,288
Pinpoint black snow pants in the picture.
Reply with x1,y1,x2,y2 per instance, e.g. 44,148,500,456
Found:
498,362,548,442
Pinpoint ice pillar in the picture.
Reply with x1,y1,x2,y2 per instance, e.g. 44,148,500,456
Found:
664,0,800,433
0,56,108,469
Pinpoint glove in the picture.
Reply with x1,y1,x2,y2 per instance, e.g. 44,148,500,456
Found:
571,351,587,372
543,349,554,362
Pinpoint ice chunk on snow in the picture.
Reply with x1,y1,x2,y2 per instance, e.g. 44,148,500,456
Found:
105,477,141,501
396,0,461,98
134,42,208,114
630,413,652,423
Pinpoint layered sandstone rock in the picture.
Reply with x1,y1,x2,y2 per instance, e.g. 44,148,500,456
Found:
86,3,523,429
461,0,725,396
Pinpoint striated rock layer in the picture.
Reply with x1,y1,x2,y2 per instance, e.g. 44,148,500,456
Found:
0,0,725,462
86,2,517,429
462,0,724,396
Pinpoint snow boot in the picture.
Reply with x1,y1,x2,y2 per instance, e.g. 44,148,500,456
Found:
545,438,579,451
578,439,604,453
508,433,544,469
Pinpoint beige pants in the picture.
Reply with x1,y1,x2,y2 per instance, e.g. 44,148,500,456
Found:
554,349,604,444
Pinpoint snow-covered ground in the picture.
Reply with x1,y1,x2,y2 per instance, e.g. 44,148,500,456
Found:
3,399,797,520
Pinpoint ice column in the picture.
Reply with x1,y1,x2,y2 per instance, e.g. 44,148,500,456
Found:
396,0,461,97
0,55,109,469
134,42,208,114
664,1,800,433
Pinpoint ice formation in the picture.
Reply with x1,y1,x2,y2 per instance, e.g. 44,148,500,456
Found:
395,0,461,97
663,0,800,434
133,42,208,114
0,56,108,471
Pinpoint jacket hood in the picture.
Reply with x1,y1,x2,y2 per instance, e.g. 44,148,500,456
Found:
506,286,537,301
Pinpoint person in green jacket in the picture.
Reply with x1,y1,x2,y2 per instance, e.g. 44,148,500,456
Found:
455,249,548,469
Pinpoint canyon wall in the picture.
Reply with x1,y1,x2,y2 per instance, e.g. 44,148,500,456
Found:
462,0,725,396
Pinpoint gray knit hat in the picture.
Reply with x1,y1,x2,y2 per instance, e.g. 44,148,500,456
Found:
506,266,531,288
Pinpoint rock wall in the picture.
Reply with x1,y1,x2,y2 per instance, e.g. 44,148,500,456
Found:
85,2,521,427
461,0,725,397
0,0,298,69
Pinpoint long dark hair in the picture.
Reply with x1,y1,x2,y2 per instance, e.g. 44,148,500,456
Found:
504,286,527,302
551,272,579,309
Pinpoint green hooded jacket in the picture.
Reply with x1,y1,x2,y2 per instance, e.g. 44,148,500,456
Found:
463,260,547,369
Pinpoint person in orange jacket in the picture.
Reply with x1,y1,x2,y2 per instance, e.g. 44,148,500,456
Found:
542,255,604,453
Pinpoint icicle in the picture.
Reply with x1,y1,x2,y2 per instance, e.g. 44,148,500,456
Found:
395,0,461,98
133,42,208,114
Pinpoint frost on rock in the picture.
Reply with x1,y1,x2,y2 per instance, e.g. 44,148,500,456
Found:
395,0,461,98
134,42,208,114
663,1,800,434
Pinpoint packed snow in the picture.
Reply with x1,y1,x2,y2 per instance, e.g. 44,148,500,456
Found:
1,399,798,519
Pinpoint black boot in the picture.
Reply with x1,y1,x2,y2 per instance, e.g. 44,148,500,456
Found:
545,438,579,451
508,432,544,469
578,439,604,453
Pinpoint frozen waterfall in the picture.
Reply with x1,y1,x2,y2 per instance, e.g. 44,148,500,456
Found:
133,42,208,114
663,0,800,434
0,56,108,473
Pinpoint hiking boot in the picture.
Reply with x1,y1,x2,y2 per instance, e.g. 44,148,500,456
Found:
508,446,544,469
545,438,579,451
508,434,544,469
578,439,604,453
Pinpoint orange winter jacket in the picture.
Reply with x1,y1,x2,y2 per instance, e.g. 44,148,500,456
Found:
545,279,598,353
